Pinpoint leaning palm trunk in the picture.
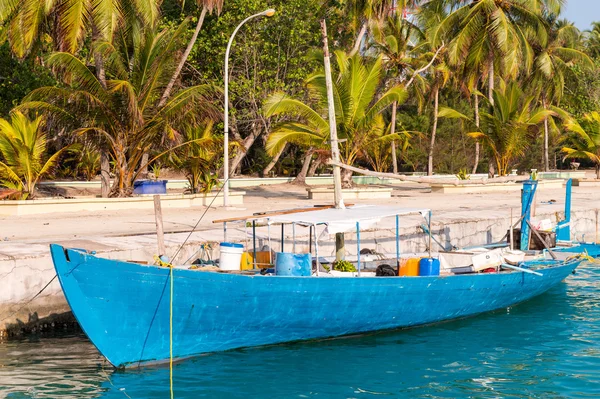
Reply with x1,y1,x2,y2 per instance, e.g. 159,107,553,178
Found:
427,88,439,176
341,168,354,188
307,157,322,177
390,101,398,173
263,143,287,176
349,23,367,56
100,152,111,198
472,93,480,174
293,149,314,184
487,59,495,178
229,128,260,176
158,6,208,107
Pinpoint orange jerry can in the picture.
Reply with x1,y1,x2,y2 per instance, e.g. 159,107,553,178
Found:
399,257,420,276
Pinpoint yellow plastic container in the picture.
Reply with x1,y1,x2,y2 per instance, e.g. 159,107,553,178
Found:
399,257,420,276
240,251,272,270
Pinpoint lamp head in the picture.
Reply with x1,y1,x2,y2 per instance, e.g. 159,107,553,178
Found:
263,8,276,17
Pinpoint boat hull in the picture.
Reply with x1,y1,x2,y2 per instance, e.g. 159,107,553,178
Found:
50,245,580,368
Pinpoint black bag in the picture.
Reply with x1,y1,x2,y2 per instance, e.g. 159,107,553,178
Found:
376,264,396,276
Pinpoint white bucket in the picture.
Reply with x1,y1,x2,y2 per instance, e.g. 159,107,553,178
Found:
219,242,244,270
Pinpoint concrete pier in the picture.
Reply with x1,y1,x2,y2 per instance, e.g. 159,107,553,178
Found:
1,181,598,336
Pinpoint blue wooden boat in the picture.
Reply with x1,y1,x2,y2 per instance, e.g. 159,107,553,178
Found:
50,237,582,368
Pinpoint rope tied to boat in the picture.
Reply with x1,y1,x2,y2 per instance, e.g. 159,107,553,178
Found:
169,261,174,399
568,252,600,264
140,170,236,397
153,255,173,268
151,254,174,398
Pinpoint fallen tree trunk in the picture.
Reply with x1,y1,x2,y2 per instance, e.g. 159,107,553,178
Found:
328,161,528,186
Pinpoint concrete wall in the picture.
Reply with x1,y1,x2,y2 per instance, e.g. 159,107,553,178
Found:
38,171,587,190
0,191,245,216
1,207,598,336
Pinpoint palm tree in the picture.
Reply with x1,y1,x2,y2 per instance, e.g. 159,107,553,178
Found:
562,112,600,179
0,111,67,199
529,17,592,171
171,121,234,193
20,23,220,196
435,0,547,173
370,12,424,173
264,53,406,186
440,81,552,176
417,4,452,176
346,0,418,56
584,22,600,59
361,124,416,172
426,52,451,176
0,0,159,58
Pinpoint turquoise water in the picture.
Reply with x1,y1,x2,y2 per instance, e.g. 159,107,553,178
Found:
1,263,599,398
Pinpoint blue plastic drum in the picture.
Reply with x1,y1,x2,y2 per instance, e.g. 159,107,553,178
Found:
133,180,167,194
275,252,311,276
419,257,441,276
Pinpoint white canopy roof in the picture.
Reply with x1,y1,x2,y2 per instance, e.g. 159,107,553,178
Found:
267,205,429,235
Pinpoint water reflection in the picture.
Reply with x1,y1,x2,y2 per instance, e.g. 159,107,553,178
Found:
1,263,599,398
0,333,110,398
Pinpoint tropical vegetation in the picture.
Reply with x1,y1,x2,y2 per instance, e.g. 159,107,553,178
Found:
2,0,600,198
264,53,406,186
562,112,600,178
0,112,66,199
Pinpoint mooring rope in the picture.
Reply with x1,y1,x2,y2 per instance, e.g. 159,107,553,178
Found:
0,275,57,323
168,172,233,264
169,263,174,399
101,361,133,399
137,171,235,398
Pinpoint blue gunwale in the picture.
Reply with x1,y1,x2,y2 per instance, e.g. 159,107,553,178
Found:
50,244,581,368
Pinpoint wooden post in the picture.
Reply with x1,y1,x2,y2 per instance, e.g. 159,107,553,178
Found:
335,232,345,261
153,195,166,255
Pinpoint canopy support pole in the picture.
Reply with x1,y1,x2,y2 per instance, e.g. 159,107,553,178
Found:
252,220,257,269
309,225,313,254
396,214,400,271
281,224,285,252
223,221,227,242
292,223,296,253
244,221,248,255
428,211,433,258
314,224,319,276
356,222,361,277
268,220,272,269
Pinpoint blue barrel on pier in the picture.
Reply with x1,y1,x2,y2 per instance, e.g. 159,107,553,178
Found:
419,258,440,276
133,180,167,194
275,252,311,276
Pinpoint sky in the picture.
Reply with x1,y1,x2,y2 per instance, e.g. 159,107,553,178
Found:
562,0,598,30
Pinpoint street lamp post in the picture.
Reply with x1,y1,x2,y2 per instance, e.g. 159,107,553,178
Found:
223,8,275,207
